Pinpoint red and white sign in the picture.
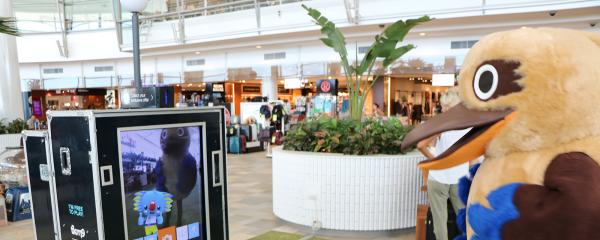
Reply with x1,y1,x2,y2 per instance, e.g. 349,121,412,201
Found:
320,80,331,93
224,108,231,126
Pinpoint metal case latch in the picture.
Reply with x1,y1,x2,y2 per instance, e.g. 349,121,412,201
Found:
59,147,72,175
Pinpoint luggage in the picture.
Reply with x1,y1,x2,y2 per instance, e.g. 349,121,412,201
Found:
447,203,461,239
240,135,247,153
426,207,435,240
229,136,241,154
271,131,283,145
227,126,238,136
250,124,258,142
425,200,461,240
247,125,254,142
240,125,251,141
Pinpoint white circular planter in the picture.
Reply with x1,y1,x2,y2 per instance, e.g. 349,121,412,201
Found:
0,134,22,151
272,147,427,231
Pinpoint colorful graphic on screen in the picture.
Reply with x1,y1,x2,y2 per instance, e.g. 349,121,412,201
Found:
120,126,204,240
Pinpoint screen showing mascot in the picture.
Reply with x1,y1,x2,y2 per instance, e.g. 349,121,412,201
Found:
120,126,204,240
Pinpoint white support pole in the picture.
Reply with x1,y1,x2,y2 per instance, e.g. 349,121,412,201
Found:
0,0,24,120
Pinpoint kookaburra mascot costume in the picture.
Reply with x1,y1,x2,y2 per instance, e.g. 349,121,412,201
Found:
402,28,600,239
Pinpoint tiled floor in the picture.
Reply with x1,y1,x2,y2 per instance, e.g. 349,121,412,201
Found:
0,151,415,240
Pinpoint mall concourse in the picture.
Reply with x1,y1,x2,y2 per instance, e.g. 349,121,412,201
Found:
1,1,600,240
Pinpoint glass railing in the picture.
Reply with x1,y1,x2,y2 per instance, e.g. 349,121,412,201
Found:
117,0,309,46
13,0,306,36
14,0,116,33
21,52,464,91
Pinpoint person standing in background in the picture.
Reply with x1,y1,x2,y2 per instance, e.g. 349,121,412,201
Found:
26,115,39,130
416,88,475,240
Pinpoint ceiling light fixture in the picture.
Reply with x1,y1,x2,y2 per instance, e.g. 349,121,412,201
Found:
419,32,426,36
195,51,201,55
256,45,262,49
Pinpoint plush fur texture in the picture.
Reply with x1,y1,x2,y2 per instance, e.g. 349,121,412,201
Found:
459,164,480,205
456,28,600,238
502,152,600,240
468,183,522,240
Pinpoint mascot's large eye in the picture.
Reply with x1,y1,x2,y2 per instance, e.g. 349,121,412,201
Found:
473,64,499,101
161,130,167,139
177,128,185,136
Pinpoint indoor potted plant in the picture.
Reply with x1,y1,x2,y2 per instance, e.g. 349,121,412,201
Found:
0,17,19,36
272,6,431,232
0,17,22,150
0,119,27,151
302,5,430,120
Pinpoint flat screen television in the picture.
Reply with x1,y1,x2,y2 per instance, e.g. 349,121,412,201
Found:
117,123,206,240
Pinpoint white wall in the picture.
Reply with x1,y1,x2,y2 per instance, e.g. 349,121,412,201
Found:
17,30,130,63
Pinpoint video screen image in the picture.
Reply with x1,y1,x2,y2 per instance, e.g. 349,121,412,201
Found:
119,126,204,240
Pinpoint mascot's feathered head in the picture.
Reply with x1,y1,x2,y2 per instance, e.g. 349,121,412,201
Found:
160,127,191,155
402,28,600,170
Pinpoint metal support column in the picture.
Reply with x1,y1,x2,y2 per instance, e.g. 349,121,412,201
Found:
254,0,261,33
56,0,69,57
132,12,142,89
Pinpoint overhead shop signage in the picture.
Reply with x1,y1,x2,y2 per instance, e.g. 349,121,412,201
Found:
284,78,303,89
242,86,261,93
317,79,338,95
212,83,225,92
120,87,158,109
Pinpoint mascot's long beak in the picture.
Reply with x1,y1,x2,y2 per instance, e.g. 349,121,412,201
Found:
400,104,516,170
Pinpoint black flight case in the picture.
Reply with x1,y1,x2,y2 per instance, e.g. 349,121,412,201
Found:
28,107,229,240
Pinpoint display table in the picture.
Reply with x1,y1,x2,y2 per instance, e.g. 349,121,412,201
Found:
272,148,427,231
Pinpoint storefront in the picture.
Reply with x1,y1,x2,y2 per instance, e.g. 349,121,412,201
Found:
28,88,117,123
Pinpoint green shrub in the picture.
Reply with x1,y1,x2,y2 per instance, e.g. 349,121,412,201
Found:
7,118,27,134
0,118,27,134
283,117,413,155
0,119,7,134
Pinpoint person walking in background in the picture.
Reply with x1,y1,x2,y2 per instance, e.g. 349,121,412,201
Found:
416,88,475,240
372,103,385,117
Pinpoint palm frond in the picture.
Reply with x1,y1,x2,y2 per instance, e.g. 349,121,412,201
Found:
0,17,19,36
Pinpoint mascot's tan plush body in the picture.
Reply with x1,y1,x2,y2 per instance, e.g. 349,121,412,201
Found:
402,28,600,239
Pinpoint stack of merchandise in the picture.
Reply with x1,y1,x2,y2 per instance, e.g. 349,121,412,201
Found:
0,147,31,222
227,116,261,154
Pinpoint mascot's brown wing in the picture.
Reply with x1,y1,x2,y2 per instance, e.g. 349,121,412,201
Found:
502,152,600,239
